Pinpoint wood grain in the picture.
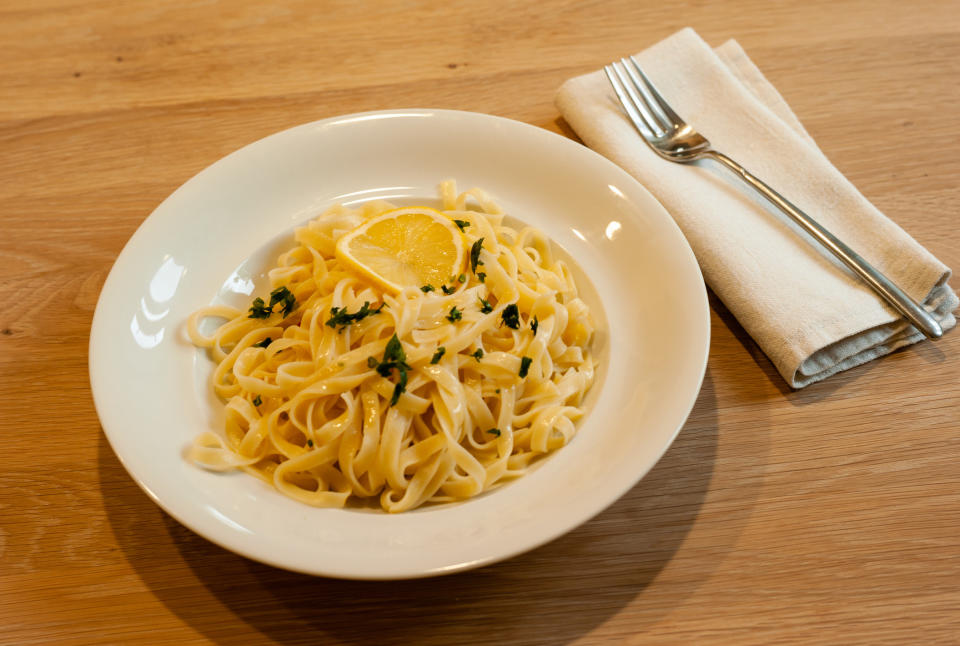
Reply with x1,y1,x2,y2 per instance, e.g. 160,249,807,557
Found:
1,1,958,644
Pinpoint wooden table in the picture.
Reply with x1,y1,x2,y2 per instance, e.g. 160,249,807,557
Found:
3,1,958,643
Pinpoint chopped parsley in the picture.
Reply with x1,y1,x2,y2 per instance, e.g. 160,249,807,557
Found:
253,337,273,348
326,301,385,331
269,286,297,317
477,272,486,283
307,439,314,447
470,237,485,273
486,428,502,437
531,315,539,336
457,273,467,283
453,219,470,231
501,303,520,329
446,306,462,323
252,395,262,407
382,333,406,365
519,356,532,378
248,287,297,319
430,347,446,364
478,297,493,314
248,297,271,319
420,284,435,293
441,284,456,295
368,334,410,406
471,348,484,361
391,366,408,406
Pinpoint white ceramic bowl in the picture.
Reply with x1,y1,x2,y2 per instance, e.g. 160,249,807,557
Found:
89,109,709,579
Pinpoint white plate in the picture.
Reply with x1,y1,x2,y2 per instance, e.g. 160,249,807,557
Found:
89,109,709,579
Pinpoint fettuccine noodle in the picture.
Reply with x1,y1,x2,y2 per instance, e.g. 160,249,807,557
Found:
186,180,595,512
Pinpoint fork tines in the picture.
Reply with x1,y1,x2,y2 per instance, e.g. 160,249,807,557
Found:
604,56,677,138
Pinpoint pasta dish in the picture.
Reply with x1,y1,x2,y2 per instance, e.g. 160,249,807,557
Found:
186,180,596,512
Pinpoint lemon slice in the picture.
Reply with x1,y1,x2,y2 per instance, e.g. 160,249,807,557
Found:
335,206,466,293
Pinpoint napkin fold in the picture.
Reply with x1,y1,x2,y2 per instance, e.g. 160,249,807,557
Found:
555,28,957,388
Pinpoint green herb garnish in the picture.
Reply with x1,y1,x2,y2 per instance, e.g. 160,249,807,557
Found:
441,284,456,295
471,348,484,361
253,337,273,348
453,219,470,231
519,356,532,378
326,301,386,331
269,286,297,317
470,237,485,273
477,272,486,283
420,284,435,293
457,273,466,283
248,286,297,319
248,297,271,319
487,428,501,437
383,333,405,363
501,303,520,329
479,297,493,314
431,347,446,364
367,333,410,406
252,395,262,407
390,367,408,406
446,306,462,323
307,439,314,447
531,315,539,336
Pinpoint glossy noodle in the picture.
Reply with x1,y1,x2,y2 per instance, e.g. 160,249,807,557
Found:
186,180,596,512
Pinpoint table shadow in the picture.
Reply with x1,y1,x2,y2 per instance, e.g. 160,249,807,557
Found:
100,370,723,645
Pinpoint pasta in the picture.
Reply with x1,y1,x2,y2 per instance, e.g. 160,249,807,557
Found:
186,180,596,512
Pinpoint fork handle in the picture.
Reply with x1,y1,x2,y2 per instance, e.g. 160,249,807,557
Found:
707,150,942,339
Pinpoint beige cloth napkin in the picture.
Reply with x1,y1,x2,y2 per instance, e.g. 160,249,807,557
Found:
555,28,957,388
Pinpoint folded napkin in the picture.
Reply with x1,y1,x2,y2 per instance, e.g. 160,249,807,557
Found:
555,28,957,388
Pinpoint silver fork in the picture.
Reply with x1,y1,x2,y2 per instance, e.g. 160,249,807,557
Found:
604,56,942,339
